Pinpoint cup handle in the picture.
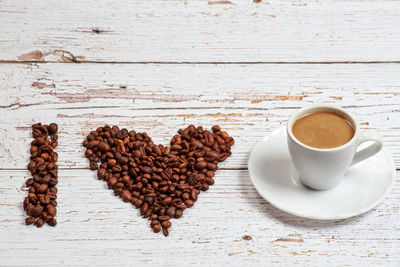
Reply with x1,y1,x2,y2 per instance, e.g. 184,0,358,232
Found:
350,130,383,166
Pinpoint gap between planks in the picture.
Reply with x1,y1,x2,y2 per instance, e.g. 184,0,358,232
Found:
2,61,400,65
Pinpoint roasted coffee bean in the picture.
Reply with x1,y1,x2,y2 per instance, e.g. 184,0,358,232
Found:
207,163,218,171
158,215,171,221
166,207,176,217
211,125,221,133
121,190,133,202
47,218,57,226
185,200,194,208
161,220,172,229
83,124,234,236
39,194,50,205
28,205,43,217
140,203,149,215
26,178,34,187
25,216,35,225
48,123,58,135
35,218,44,228
152,224,161,233
97,141,110,152
46,204,57,217
25,123,59,227
89,161,98,170
162,229,169,237
174,209,183,219
98,168,107,179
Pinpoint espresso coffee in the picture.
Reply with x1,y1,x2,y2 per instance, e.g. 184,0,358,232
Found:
292,111,354,149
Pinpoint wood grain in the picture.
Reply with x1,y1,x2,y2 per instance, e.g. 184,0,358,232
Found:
0,168,399,266
1,0,400,63
0,63,399,170
1,0,400,265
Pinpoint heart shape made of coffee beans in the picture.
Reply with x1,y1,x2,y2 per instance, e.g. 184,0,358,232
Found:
83,125,234,236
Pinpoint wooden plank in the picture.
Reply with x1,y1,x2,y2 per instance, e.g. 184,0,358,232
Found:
1,0,400,62
0,63,399,170
0,169,399,266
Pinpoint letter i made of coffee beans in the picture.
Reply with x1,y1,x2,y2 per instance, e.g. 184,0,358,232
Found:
24,123,59,227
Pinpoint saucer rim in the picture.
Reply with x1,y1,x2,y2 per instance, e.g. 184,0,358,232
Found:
248,127,396,220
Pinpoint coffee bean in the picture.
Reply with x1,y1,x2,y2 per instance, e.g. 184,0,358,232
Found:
166,207,176,217
191,139,203,149
47,218,57,226
207,163,218,171
25,216,35,225
140,203,149,215
37,184,48,194
47,204,57,216
185,200,194,208
121,190,132,202
97,141,110,152
153,224,161,233
158,215,171,221
107,176,118,188
145,196,154,205
162,229,169,237
89,161,98,170
48,123,58,135
161,220,172,229
28,205,43,217
201,184,209,191
98,168,107,179
142,166,153,174
35,218,44,227
211,125,221,133
206,171,215,178
196,161,207,170
26,178,34,187
39,194,50,205
206,150,219,160
174,209,183,218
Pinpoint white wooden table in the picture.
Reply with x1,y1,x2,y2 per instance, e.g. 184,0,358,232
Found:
0,1,399,266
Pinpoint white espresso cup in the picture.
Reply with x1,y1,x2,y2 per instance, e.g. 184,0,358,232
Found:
287,105,383,190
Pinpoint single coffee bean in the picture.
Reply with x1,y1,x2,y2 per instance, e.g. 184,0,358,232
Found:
185,200,194,208
158,215,171,221
89,161,98,170
162,229,169,237
211,125,221,133
166,207,176,217
39,194,50,205
28,205,43,217
195,161,207,170
35,218,44,227
25,216,35,225
26,178,34,186
161,220,172,229
47,218,57,226
140,203,149,215
153,224,161,233
48,123,58,134
121,190,133,202
37,184,48,194
98,141,110,152
207,163,218,171
174,209,183,219
97,168,107,179
47,204,57,217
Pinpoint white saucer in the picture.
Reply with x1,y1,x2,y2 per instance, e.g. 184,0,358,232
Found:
248,128,395,220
